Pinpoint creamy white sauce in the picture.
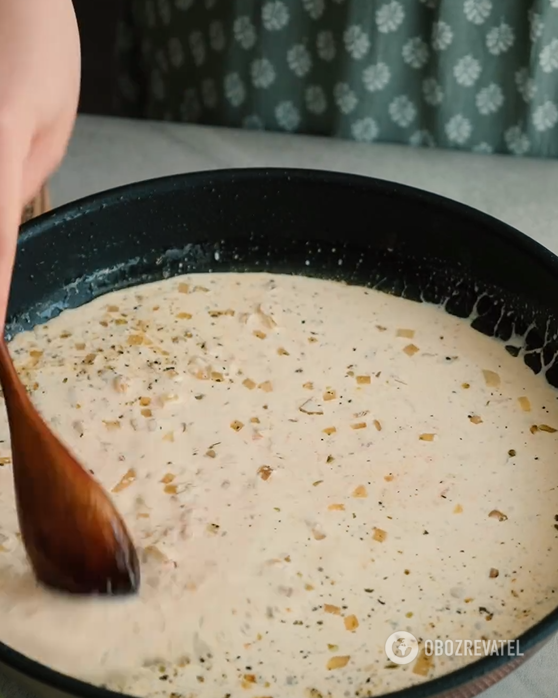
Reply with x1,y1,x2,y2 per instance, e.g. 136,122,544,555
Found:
0,272,557,698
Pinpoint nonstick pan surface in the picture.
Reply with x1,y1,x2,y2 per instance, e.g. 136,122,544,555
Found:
2,168,558,698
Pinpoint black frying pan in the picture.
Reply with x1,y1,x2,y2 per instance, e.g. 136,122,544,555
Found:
1,168,558,698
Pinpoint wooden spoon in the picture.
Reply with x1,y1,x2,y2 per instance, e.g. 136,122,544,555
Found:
0,338,140,595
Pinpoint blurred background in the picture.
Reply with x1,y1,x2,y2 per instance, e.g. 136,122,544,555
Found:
73,0,121,116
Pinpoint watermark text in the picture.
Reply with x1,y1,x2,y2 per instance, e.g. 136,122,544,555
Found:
425,639,523,657
385,632,523,665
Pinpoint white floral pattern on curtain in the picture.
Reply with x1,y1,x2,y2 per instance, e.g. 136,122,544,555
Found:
115,0,558,157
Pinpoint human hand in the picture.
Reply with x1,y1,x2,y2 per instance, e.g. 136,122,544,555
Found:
0,0,80,326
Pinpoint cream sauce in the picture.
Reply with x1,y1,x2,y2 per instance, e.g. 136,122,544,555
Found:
0,272,557,698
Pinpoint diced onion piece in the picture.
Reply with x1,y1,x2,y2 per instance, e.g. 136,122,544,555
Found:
412,648,434,677
372,527,387,542
127,334,144,346
482,369,500,387
257,465,273,481
327,656,350,670
299,398,324,415
324,604,341,615
112,468,136,493
396,329,415,338
112,375,128,393
103,420,121,431
403,344,419,356
488,509,508,522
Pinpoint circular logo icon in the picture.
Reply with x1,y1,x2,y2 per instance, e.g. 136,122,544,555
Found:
384,631,419,665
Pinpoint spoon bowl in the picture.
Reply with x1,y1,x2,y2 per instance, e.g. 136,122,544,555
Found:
0,338,140,595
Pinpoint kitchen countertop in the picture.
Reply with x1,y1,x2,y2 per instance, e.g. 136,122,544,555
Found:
53,115,558,255
2,114,558,698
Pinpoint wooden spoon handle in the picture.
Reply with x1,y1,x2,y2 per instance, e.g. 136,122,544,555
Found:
0,338,141,596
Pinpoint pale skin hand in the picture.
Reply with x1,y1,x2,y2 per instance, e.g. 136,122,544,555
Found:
0,0,80,326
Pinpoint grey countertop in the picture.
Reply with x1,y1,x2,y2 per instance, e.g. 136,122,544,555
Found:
2,115,557,698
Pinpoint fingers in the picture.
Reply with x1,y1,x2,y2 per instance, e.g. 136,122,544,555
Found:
0,133,25,329
22,113,75,206
0,112,76,331
0,103,77,329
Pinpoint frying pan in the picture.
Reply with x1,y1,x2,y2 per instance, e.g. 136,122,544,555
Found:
1,168,558,698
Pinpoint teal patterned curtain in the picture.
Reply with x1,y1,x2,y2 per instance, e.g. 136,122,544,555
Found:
116,0,558,157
